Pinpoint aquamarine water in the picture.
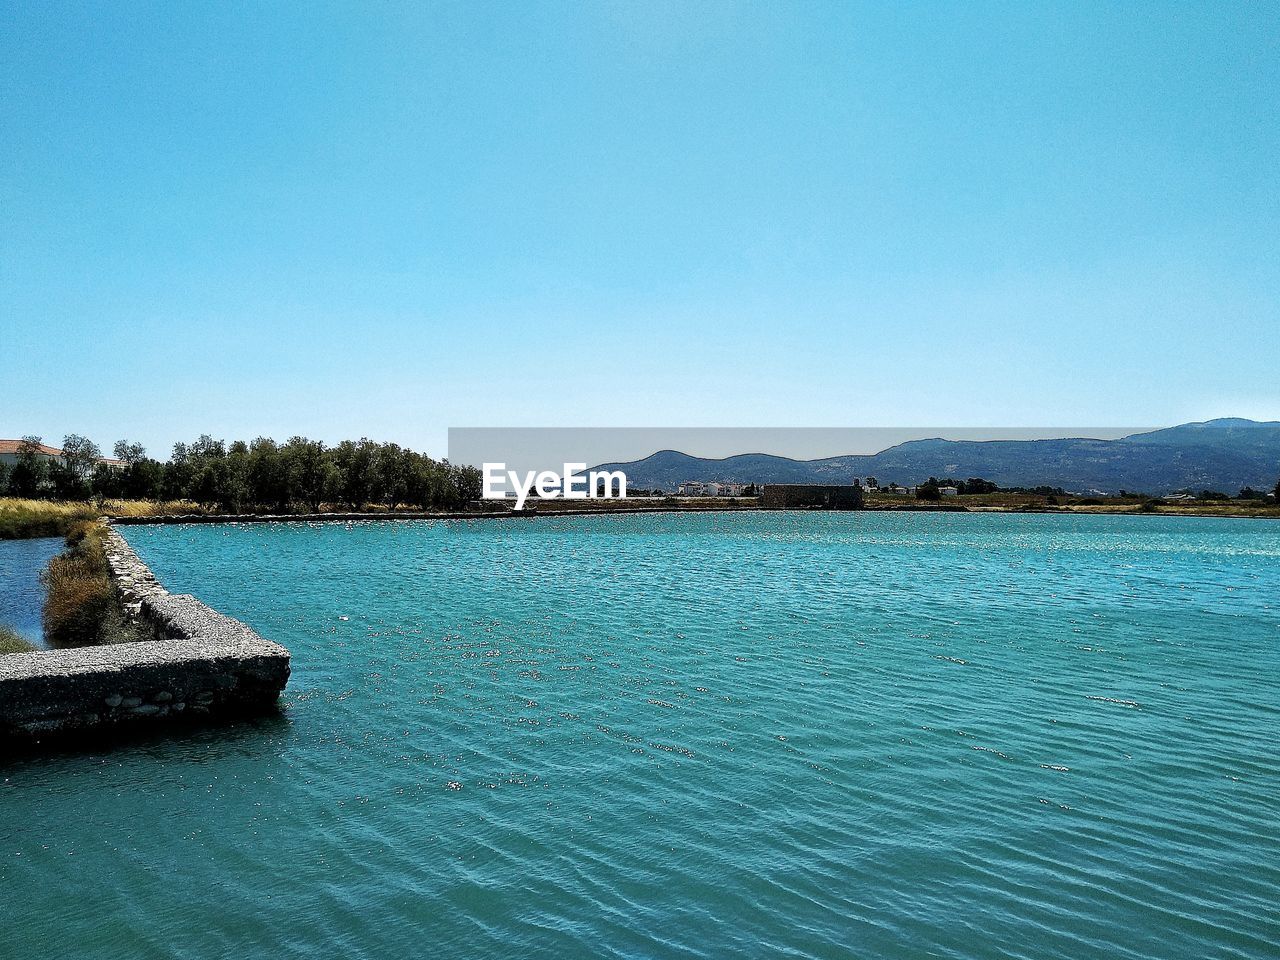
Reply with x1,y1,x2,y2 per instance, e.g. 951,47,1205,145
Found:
3,513,1278,959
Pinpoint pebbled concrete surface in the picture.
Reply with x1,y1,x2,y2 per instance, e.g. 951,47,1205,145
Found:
0,527,290,747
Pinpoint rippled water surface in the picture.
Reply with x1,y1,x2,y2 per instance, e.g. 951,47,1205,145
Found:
4,513,1279,959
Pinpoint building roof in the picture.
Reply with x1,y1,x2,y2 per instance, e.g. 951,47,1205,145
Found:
0,439,63,457
0,440,127,466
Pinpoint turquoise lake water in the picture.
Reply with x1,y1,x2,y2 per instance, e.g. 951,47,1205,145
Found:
3,512,1278,959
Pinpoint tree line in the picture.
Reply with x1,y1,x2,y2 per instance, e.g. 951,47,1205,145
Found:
1,434,483,512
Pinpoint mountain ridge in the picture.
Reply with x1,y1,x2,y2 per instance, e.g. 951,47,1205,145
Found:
591,420,1280,494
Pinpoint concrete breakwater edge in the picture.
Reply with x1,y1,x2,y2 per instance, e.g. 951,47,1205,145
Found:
0,527,290,749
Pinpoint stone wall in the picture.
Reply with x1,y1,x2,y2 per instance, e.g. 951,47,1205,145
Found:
761,484,864,510
0,527,290,746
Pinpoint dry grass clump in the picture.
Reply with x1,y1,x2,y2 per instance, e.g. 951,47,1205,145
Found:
41,521,149,648
0,625,37,655
0,498,210,539
0,498,99,539
99,499,207,518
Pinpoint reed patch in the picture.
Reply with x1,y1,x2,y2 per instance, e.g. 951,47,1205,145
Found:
41,522,150,648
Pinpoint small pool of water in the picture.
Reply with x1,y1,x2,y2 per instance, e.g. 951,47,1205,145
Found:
0,536,61,647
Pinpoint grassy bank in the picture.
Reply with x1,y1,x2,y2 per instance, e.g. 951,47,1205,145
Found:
0,498,206,539
0,498,100,539
898,492,1280,518
41,522,151,648
1,497,488,539
0,625,38,655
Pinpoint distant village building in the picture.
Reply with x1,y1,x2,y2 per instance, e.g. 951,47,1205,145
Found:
0,439,126,471
677,481,748,497
873,482,955,496
761,483,864,510
0,439,63,469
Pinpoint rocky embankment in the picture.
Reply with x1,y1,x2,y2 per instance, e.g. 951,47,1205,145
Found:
0,526,290,747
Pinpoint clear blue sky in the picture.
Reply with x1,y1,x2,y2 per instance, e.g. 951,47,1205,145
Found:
3,1,1277,458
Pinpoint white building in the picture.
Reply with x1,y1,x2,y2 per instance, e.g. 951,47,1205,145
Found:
678,481,749,497
0,439,64,469
0,439,126,472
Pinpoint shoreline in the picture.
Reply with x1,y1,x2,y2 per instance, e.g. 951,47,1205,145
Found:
7,492,1277,542
103,501,1280,526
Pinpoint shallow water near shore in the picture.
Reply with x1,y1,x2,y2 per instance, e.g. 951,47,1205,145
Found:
0,536,61,647
3,512,1279,959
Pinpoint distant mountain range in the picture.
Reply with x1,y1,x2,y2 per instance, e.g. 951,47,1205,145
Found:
591,419,1280,495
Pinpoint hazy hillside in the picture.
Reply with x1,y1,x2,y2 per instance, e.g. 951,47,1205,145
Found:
593,420,1280,494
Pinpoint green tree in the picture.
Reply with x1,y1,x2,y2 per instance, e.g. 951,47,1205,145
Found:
48,461,89,500
219,442,251,511
91,463,125,499
283,436,334,510
961,477,998,494
419,457,455,508
113,440,148,465
188,434,227,461
123,459,165,501
916,478,941,502
60,434,102,480
46,434,100,501
163,441,198,499
247,437,290,511
332,439,379,507
451,464,482,505
190,464,222,506
8,436,49,497
373,443,410,508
